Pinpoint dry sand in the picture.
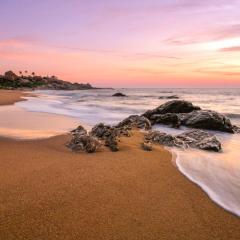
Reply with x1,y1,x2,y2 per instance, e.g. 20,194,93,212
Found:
0,91,239,240
0,90,27,106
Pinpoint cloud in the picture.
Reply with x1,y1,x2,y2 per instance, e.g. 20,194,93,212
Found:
220,46,240,52
163,23,240,47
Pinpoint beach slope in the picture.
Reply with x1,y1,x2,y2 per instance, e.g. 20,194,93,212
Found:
0,131,239,240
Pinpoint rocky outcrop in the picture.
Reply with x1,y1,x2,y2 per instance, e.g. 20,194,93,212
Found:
159,95,179,99
141,142,153,151
145,129,222,152
116,115,151,130
142,100,238,134
149,113,180,128
67,125,102,153
142,100,201,119
177,130,222,152
0,70,94,90
90,123,125,152
180,110,234,133
112,92,127,97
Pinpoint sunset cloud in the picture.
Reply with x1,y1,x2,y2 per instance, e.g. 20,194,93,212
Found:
0,0,240,87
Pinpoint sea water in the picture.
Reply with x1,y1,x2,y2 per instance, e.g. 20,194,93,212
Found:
9,88,240,216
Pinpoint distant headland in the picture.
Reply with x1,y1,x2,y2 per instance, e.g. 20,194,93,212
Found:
0,70,94,90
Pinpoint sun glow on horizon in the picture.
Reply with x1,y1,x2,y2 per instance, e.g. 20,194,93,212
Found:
0,0,240,87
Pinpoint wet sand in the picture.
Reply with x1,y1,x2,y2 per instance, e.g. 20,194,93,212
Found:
0,91,239,240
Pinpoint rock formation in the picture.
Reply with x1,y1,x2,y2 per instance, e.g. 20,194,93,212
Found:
142,100,238,133
145,129,222,152
67,126,102,153
0,70,94,90
142,100,201,119
116,115,151,130
158,95,179,99
112,92,127,97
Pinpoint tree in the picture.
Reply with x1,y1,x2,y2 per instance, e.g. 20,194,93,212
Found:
32,72,35,77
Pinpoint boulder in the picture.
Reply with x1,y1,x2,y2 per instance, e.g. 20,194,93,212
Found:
67,125,102,153
149,113,180,128
141,142,153,151
177,130,222,152
90,123,121,152
142,100,201,119
158,95,179,99
145,129,222,152
112,92,126,97
145,131,187,148
116,115,151,130
71,125,87,135
181,110,234,133
233,125,240,133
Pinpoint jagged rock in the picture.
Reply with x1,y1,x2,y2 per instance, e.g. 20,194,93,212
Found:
71,125,87,135
91,123,118,139
67,125,102,153
181,110,234,133
142,100,201,119
90,123,121,152
233,125,240,133
104,130,119,152
141,142,153,151
112,92,126,97
149,113,180,128
177,130,222,152
145,129,222,152
159,95,179,99
145,131,187,148
116,115,151,130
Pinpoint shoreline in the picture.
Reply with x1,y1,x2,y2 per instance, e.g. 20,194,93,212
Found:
0,89,28,106
0,90,239,239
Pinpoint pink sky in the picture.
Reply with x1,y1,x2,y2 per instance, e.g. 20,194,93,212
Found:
0,0,240,87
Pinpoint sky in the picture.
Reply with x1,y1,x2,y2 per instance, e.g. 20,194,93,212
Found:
0,0,240,87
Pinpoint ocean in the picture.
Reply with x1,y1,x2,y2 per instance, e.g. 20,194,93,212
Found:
9,88,240,217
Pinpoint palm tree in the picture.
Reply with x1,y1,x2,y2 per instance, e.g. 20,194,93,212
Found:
19,71,22,76
32,72,35,77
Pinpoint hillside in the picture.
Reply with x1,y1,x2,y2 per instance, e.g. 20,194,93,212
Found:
0,71,94,90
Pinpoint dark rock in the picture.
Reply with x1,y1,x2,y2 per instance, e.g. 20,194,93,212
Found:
67,125,102,153
159,95,179,99
141,142,153,151
142,100,201,119
181,110,234,133
112,92,126,97
90,123,121,152
116,115,151,130
233,125,240,133
71,125,87,135
149,113,180,128
177,130,222,152
105,130,119,152
145,131,187,148
145,129,222,152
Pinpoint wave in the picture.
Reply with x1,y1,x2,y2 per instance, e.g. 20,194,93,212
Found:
173,132,240,217
225,113,240,119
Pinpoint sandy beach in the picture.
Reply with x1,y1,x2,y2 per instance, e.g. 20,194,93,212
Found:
0,91,240,240
0,90,27,106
